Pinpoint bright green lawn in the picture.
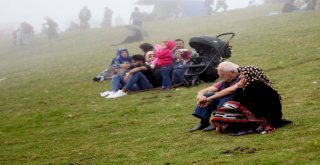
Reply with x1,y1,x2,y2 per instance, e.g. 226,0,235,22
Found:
0,5,320,165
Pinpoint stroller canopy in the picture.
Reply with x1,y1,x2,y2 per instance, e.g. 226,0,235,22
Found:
189,36,226,53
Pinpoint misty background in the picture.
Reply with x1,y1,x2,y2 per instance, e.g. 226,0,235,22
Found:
0,0,263,33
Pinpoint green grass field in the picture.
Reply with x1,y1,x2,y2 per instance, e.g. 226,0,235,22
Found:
1,5,320,165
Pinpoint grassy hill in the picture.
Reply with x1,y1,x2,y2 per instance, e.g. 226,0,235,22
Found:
0,5,320,164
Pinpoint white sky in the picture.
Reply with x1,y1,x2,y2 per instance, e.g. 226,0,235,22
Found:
0,0,260,32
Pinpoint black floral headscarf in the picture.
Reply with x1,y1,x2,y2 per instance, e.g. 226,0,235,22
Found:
238,66,281,101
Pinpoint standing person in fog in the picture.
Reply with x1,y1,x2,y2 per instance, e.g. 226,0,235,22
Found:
79,6,91,30
101,6,113,27
129,7,144,26
205,0,215,15
13,22,34,46
214,0,228,12
42,17,58,39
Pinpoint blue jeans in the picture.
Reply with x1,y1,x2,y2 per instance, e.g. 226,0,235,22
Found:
111,74,126,92
124,72,153,90
192,93,234,120
111,72,153,92
161,66,173,88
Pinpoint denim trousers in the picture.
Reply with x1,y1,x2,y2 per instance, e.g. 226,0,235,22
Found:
111,72,152,92
192,93,234,120
161,65,173,88
124,72,153,90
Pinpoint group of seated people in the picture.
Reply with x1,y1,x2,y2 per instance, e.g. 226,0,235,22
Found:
94,40,292,135
96,39,193,98
282,0,318,13
189,61,292,135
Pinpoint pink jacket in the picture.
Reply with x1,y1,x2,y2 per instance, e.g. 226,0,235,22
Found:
156,40,176,67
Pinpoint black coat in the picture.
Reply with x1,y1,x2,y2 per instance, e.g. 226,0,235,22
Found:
234,81,283,127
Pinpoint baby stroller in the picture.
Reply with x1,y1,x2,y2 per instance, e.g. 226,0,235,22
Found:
183,32,235,87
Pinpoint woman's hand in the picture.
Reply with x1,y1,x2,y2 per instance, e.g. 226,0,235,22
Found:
236,76,247,89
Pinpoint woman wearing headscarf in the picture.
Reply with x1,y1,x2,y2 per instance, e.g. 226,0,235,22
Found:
114,48,132,69
235,66,284,126
208,66,292,134
93,48,131,82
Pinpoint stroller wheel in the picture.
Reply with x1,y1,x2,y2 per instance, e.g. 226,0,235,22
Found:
192,79,200,86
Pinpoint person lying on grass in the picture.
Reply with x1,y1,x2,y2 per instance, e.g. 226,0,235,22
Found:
190,61,241,132
100,54,157,99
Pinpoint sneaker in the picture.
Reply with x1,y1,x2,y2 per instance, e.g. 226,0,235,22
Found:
99,77,105,82
106,90,127,99
100,91,112,97
105,91,116,98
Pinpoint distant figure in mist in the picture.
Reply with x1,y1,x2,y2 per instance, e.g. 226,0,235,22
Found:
101,6,113,27
305,0,318,10
79,6,91,30
129,7,144,26
204,0,215,16
282,0,296,13
12,22,34,46
214,0,228,13
112,25,144,46
42,17,59,40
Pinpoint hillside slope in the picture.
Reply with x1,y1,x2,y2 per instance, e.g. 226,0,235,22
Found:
0,6,320,164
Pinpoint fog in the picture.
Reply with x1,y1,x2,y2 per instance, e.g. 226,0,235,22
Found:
0,0,260,32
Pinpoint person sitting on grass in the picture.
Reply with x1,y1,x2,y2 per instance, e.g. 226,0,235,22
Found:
172,49,192,85
113,48,132,75
172,39,185,58
189,61,240,132
145,51,157,69
209,66,292,135
101,54,156,98
93,48,131,82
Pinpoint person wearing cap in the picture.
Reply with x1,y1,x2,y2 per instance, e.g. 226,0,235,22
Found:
189,61,240,132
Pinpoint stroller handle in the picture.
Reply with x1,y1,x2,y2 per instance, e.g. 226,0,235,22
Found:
216,32,235,41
